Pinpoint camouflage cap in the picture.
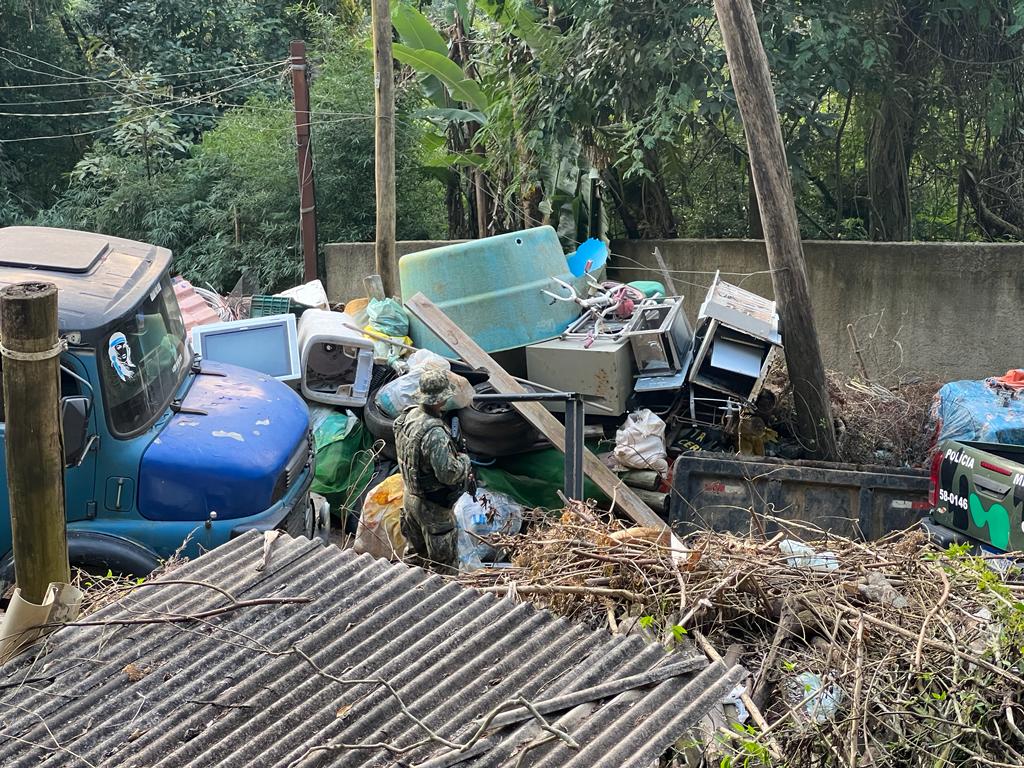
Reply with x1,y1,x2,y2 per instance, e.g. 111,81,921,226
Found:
415,368,456,407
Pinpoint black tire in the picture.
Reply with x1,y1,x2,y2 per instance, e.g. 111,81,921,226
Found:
457,382,544,457
364,388,397,460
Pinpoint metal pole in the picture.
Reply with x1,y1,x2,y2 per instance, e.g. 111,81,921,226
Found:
290,40,319,283
564,394,585,501
588,171,601,239
472,391,586,500
1,282,69,603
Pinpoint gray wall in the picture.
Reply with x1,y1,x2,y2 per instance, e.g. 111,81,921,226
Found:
325,238,1024,380
324,241,463,306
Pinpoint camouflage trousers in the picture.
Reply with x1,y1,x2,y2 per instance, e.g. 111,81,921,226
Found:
400,494,459,576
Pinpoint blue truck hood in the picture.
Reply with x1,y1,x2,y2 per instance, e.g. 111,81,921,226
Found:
139,361,310,521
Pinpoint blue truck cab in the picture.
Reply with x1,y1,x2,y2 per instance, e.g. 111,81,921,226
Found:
0,226,319,581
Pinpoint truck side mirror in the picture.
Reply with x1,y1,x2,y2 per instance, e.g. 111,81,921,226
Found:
61,396,91,467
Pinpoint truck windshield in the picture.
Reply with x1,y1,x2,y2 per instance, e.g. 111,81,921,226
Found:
99,275,188,436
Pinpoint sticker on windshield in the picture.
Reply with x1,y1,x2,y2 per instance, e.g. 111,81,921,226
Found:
108,332,137,382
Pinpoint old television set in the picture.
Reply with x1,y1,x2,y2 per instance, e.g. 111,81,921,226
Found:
190,313,301,383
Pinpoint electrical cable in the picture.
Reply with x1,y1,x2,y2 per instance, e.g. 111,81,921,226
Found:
0,68,284,142
0,46,285,86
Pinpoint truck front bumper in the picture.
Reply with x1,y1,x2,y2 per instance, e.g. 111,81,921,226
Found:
229,463,328,542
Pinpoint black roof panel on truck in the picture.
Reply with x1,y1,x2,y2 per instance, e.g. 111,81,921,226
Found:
0,226,172,338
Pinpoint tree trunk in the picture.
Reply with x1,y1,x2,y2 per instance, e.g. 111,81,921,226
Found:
867,99,914,240
866,3,927,242
601,155,678,239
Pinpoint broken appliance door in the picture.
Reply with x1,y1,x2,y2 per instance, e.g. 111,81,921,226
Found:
297,310,374,407
689,319,779,403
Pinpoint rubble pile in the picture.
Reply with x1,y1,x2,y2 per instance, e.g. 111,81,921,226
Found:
461,512,1024,767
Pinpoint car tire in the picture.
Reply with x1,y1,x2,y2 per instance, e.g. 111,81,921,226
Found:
457,382,545,457
363,389,397,460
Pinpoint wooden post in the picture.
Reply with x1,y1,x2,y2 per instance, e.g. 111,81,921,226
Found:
290,40,319,283
371,0,398,297
1,283,69,604
713,0,838,460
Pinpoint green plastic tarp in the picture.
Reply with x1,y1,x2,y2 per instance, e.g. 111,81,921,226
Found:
309,406,376,514
475,445,608,510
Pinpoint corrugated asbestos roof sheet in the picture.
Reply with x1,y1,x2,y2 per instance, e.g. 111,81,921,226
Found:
0,532,743,768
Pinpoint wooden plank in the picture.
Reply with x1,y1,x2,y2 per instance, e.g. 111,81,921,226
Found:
405,292,667,531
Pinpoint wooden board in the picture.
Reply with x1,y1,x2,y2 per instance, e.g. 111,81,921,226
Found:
406,292,668,531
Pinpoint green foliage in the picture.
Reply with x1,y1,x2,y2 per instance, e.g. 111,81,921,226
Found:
38,33,445,292
391,2,448,55
8,0,1024,261
391,44,489,111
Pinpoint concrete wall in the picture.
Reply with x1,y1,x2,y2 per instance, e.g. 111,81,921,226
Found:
324,241,463,305
324,238,1024,380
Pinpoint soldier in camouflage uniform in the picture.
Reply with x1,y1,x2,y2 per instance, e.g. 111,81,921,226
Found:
394,369,472,575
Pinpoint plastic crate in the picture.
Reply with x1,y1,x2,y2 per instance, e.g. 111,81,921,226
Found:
250,295,292,318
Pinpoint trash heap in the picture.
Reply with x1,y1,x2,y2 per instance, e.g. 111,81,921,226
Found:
178,225,949,558
460,511,1024,767
771,368,939,467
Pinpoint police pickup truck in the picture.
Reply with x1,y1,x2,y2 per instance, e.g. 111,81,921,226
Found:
925,440,1024,552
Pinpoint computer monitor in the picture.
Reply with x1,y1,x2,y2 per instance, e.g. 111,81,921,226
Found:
191,313,301,382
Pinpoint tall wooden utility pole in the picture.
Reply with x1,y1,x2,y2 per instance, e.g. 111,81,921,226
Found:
2,283,69,604
371,0,398,297
290,40,318,283
714,0,837,460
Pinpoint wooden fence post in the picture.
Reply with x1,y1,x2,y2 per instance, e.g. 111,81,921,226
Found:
1,282,69,604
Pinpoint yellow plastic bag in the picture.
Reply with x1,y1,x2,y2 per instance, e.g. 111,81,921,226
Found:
362,324,413,364
353,474,407,561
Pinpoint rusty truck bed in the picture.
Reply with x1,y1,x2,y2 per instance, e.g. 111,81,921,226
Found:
670,452,930,540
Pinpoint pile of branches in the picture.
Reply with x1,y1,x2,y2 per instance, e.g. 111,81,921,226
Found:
826,374,939,468
766,366,939,467
461,512,1024,767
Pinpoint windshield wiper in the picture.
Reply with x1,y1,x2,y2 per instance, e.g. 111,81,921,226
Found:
191,352,225,377
170,398,208,417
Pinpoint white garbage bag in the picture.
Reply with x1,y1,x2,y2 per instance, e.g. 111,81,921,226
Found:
276,279,330,310
613,408,669,474
376,351,472,417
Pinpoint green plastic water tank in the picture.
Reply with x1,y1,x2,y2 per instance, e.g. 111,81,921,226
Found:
400,227,600,355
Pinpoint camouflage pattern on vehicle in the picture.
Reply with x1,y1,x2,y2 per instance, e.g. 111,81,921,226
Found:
932,440,1024,551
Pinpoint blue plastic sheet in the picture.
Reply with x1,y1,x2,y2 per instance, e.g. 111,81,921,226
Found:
932,379,1024,445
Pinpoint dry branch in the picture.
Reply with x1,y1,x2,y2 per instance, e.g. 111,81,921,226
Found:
459,514,1024,767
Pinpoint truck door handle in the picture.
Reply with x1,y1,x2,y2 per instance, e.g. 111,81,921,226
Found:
114,478,125,510
975,475,1010,497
